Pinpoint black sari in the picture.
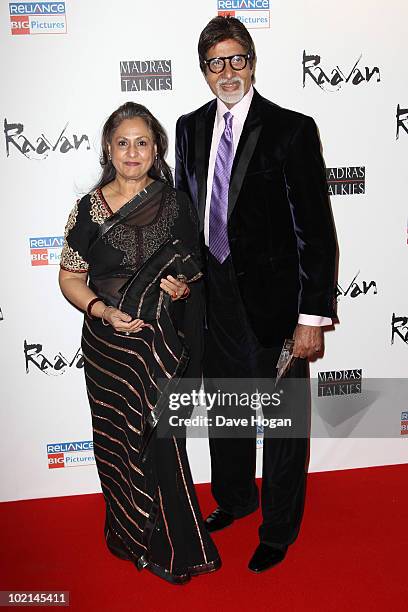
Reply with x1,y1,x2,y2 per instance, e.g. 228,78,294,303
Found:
60,180,220,584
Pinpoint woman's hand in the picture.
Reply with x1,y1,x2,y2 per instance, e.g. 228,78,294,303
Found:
58,269,144,334
160,275,189,301
102,306,145,334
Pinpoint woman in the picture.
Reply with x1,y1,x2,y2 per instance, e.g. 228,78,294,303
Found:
59,102,220,584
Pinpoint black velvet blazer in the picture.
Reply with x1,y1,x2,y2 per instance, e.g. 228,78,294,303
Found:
175,89,337,346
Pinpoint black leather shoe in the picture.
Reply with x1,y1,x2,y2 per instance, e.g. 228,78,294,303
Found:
204,508,234,533
248,544,287,573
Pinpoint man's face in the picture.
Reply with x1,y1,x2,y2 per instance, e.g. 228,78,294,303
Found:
203,38,253,107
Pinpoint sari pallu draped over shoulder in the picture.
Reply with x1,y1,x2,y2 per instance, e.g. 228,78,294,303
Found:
77,181,220,583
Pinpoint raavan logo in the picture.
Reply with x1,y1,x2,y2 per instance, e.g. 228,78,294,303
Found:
396,105,408,140
303,52,380,92
4,119,90,160
336,272,377,300
24,340,84,376
391,314,408,346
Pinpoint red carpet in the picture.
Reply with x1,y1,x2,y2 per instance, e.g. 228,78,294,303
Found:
1,465,407,611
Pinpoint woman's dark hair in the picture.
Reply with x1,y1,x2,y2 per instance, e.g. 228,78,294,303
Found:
198,16,256,80
93,101,173,190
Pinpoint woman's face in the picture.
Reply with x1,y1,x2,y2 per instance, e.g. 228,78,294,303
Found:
108,117,157,184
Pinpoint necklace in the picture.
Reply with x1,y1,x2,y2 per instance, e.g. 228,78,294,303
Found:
107,180,151,200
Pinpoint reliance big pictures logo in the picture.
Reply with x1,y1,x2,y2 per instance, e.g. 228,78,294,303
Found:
401,412,408,437
256,424,263,448
9,2,67,36
30,236,63,266
47,440,95,469
217,0,270,29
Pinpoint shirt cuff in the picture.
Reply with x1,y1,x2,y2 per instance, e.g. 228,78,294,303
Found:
298,314,332,327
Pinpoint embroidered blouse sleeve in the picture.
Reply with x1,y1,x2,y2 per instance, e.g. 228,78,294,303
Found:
60,195,94,273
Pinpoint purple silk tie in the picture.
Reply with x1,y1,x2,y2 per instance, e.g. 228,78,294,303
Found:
209,112,234,263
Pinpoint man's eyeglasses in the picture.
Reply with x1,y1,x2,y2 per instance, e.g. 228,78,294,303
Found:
203,54,251,74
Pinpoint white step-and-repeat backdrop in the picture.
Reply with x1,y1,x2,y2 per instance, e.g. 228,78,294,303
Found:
1,1,407,502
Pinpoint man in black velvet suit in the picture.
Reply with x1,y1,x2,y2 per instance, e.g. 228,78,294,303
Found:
175,16,336,572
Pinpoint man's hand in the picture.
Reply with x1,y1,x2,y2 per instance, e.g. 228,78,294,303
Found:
293,324,324,360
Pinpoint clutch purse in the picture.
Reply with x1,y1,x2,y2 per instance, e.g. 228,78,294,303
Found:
118,238,202,320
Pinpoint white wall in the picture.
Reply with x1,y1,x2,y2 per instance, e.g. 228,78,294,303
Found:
1,0,407,502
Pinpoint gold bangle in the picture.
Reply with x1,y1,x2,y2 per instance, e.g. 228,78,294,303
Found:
101,305,114,326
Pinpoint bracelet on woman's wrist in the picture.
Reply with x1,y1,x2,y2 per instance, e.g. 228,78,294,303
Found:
86,297,103,319
101,305,114,326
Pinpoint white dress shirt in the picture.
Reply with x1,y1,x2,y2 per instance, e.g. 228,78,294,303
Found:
205,85,331,327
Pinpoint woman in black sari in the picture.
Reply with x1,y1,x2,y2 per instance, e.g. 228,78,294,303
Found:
59,102,220,584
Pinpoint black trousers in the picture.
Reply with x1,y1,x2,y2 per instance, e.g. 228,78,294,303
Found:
204,253,309,549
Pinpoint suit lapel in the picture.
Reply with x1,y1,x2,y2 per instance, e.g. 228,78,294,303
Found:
195,101,216,231
228,91,262,220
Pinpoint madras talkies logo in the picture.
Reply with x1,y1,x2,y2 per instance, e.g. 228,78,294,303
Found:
24,340,83,376
30,236,63,266
326,167,365,196
318,369,362,397
303,52,380,91
396,105,408,139
4,119,90,160
120,60,172,92
401,412,408,437
217,0,270,29
391,314,408,346
336,271,377,301
47,440,95,469
9,2,67,36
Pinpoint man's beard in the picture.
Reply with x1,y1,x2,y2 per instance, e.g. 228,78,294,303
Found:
215,77,245,105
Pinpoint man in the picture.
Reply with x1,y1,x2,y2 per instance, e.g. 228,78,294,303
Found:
175,16,336,573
